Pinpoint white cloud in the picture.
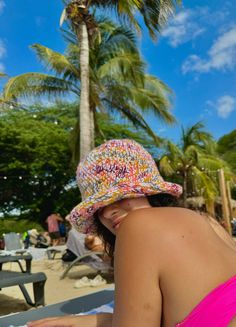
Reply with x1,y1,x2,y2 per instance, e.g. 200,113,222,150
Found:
0,0,5,15
216,95,236,118
182,26,236,73
207,96,236,119
162,6,230,48
0,39,6,72
0,39,6,59
162,9,205,47
0,62,5,71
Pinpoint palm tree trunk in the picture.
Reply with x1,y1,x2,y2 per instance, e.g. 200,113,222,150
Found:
90,106,95,149
78,22,91,159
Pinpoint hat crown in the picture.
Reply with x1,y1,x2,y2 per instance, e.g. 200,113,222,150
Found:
70,139,182,234
77,139,161,200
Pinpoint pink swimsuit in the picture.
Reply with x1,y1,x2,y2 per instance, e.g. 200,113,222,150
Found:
176,274,236,327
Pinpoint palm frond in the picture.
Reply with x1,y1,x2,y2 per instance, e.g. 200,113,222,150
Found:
107,77,174,124
61,27,78,45
3,73,79,100
103,97,162,145
91,0,180,39
65,44,81,72
145,74,172,95
127,85,175,123
97,52,145,83
165,141,183,164
184,144,200,163
31,44,79,81
198,155,229,172
140,0,180,38
95,1,142,33
96,34,140,69
192,166,217,200
182,121,214,151
99,22,138,50
159,155,175,175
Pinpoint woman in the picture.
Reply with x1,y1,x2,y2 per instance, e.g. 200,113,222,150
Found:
28,139,236,327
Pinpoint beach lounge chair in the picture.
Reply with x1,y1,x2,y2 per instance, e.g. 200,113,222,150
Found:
46,245,67,260
60,251,112,279
3,232,26,252
0,270,47,307
60,229,112,279
1,233,47,307
3,232,28,272
0,288,114,327
0,252,32,273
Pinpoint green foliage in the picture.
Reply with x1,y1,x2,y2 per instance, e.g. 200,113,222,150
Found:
217,129,236,199
0,103,79,223
159,122,231,204
0,102,156,222
0,218,43,237
217,130,236,173
71,0,181,40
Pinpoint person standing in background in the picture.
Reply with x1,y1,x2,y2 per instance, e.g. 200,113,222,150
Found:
46,213,63,246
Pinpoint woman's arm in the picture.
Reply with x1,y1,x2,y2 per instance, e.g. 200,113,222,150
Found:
27,313,112,327
113,211,162,327
56,215,64,222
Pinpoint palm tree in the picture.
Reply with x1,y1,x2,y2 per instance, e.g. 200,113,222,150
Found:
3,19,176,162
67,18,175,147
0,73,14,109
0,72,7,97
60,0,181,158
159,122,230,209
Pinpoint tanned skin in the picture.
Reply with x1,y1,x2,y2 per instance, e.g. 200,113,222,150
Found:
28,198,236,327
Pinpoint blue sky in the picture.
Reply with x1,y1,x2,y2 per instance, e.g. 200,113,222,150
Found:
0,0,235,143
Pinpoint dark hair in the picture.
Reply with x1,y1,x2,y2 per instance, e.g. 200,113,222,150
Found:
93,193,180,265
147,193,180,207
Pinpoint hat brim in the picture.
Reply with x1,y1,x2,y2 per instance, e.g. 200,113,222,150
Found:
69,181,182,234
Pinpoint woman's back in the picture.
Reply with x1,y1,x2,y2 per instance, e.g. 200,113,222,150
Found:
115,207,236,327
155,208,236,326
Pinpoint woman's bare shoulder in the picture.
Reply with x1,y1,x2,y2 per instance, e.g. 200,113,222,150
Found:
115,207,199,287
117,206,197,246
119,206,196,230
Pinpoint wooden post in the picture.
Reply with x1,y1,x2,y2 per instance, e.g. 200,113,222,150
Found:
226,181,233,221
206,200,215,217
218,169,231,234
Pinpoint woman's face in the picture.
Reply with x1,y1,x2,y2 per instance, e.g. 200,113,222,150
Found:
98,197,151,234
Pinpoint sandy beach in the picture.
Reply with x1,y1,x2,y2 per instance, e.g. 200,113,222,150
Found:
0,253,114,317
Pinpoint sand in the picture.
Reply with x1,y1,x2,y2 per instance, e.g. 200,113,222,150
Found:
0,257,114,317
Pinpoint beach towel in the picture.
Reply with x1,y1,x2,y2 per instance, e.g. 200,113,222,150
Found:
9,301,114,327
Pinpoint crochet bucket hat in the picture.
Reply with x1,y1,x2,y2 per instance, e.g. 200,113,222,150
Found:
69,139,182,233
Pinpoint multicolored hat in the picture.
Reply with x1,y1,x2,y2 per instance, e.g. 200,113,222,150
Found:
69,139,182,233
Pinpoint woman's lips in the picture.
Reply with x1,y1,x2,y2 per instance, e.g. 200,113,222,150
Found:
113,223,120,229
113,218,123,229
112,213,128,229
